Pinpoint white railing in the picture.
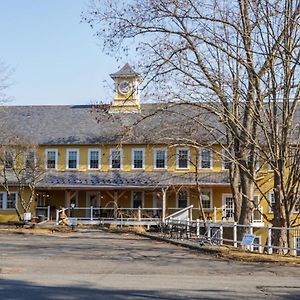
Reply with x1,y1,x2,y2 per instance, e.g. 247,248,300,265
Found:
163,219,300,257
56,206,163,225
36,206,51,221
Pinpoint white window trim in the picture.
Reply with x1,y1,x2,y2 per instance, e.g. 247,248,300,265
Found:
199,149,213,170
251,195,263,224
45,148,58,170
4,149,16,169
131,191,144,208
131,148,145,170
221,149,230,171
24,149,37,168
109,148,123,170
66,149,79,170
176,147,190,170
222,193,235,222
0,192,17,210
153,148,167,170
176,189,190,208
88,148,101,170
201,189,213,209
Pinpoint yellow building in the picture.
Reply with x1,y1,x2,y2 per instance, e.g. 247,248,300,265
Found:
0,64,298,243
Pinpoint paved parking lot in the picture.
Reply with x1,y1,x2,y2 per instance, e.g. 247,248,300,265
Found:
0,229,300,300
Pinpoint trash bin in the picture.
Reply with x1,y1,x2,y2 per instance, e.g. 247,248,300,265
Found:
38,215,45,223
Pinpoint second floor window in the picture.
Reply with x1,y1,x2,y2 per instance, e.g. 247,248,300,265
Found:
222,150,230,170
154,149,166,169
67,150,78,169
177,148,189,169
46,150,57,169
4,151,14,169
25,150,35,169
111,149,121,169
88,150,100,169
201,191,211,209
132,149,144,169
200,149,212,169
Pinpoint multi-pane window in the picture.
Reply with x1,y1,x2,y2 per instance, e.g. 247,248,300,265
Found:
46,150,57,169
111,149,122,169
89,149,100,169
154,149,166,169
253,236,261,253
67,150,78,169
132,149,144,169
201,191,211,209
252,195,262,222
7,193,16,209
223,196,234,220
0,193,3,209
200,149,212,169
295,237,300,257
269,191,275,213
178,191,188,208
222,150,230,170
4,151,14,169
25,150,35,169
133,191,143,208
177,148,189,169
0,192,17,210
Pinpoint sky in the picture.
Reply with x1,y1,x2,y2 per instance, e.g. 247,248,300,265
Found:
0,0,121,106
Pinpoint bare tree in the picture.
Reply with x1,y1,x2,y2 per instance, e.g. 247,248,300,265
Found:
84,1,300,238
0,143,45,221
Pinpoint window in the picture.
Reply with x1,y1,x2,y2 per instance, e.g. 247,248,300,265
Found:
67,149,79,169
252,195,262,222
177,191,188,208
295,236,300,257
154,149,167,169
25,150,36,169
110,149,122,169
4,151,14,169
0,192,17,210
223,195,234,221
132,191,143,208
222,150,230,170
88,149,100,169
201,191,212,209
295,200,299,213
46,149,57,169
176,148,189,169
200,149,212,169
132,149,144,169
269,191,275,213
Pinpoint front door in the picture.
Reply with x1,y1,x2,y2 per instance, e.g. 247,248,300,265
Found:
86,192,101,218
222,194,234,221
153,192,163,217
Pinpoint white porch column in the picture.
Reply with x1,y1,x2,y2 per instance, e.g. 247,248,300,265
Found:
162,188,167,223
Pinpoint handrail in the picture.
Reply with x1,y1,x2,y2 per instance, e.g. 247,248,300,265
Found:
165,205,194,221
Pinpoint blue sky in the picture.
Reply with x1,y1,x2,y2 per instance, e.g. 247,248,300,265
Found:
0,0,121,105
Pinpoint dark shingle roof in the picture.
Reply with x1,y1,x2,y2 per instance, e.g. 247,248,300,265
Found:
110,63,141,78
0,103,224,145
37,170,230,189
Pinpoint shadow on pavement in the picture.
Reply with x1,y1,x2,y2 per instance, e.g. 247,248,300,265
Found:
0,279,300,300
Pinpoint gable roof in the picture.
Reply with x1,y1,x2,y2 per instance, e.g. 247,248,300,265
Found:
110,63,141,78
0,103,223,146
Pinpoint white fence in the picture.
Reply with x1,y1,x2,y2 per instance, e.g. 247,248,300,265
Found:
163,219,300,257
35,206,51,221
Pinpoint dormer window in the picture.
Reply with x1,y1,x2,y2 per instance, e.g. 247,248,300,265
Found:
67,149,79,170
176,148,189,169
132,149,145,169
46,149,58,169
110,149,122,170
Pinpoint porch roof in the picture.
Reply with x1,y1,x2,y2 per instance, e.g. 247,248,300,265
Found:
37,171,230,189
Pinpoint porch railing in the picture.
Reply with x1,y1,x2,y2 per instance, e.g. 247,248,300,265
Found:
36,206,51,221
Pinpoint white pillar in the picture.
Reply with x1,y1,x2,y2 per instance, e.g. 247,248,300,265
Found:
233,222,238,247
162,188,167,223
90,206,93,221
47,205,50,221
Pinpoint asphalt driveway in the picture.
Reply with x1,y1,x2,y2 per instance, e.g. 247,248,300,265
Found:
0,229,299,300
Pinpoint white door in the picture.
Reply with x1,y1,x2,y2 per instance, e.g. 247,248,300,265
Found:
222,194,234,221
